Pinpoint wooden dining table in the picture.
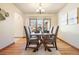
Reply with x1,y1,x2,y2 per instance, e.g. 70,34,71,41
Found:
30,32,54,52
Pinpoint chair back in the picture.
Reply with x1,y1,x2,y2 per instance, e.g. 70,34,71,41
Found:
51,26,54,33
28,26,31,33
24,26,30,44
53,26,59,41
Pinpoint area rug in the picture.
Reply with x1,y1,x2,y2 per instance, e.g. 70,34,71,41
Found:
22,45,61,55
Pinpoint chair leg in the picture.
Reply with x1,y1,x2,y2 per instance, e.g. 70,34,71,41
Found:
33,42,40,52
25,46,27,50
36,42,39,50
25,44,28,50
45,47,47,51
52,42,54,47
55,42,58,50
25,45,28,50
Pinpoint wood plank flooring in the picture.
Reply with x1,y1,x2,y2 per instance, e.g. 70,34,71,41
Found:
0,38,79,55
57,39,79,55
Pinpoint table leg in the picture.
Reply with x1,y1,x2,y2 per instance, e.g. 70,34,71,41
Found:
33,37,42,52
43,36,52,52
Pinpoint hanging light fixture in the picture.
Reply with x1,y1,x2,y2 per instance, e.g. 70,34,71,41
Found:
36,3,45,14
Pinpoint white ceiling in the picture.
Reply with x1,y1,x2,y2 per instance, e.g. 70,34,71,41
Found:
14,3,67,14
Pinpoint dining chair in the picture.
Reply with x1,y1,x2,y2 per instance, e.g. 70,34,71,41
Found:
28,26,32,33
46,26,59,50
24,26,39,51
49,26,54,37
50,26,54,33
28,26,38,38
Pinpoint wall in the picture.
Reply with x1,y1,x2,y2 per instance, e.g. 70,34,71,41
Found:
24,13,58,27
58,3,79,49
0,4,58,49
0,3,24,49
24,14,58,36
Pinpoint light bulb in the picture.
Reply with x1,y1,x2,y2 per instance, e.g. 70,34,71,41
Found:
36,9,39,12
41,9,45,12
39,6,42,10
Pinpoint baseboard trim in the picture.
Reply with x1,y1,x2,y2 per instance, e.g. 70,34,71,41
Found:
57,37,79,50
14,36,26,38
0,42,15,51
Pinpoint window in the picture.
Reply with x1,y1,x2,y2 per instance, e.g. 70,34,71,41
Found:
29,18,51,32
29,18,37,32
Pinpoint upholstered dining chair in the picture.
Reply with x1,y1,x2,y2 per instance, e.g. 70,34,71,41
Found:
50,26,54,33
46,26,59,50
24,26,39,51
28,26,38,38
49,26,54,37
28,26,32,33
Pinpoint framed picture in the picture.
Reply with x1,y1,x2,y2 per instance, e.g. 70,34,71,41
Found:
68,9,77,24
68,17,77,24
59,13,68,25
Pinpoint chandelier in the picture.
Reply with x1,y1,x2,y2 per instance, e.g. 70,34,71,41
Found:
36,3,45,14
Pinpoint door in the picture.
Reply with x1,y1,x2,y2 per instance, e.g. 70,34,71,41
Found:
14,12,24,37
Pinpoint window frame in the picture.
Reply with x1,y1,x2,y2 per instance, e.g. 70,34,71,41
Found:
29,17,51,32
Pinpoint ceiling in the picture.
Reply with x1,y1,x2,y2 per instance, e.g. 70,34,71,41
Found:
14,3,67,14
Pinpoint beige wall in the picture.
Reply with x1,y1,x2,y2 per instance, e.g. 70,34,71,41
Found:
0,3,24,37
58,3,79,49
0,3,24,49
24,13,58,27
0,4,58,37
0,3,58,49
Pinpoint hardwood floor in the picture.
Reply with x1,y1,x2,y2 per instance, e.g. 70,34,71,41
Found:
0,38,79,55
57,39,79,55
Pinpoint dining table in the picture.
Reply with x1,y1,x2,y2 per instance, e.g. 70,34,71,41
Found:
30,32,54,52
